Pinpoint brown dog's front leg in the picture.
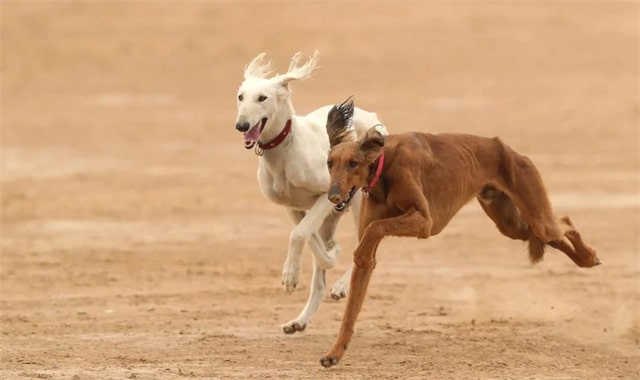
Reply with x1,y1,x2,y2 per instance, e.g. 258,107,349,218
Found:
319,254,376,368
319,225,382,368
320,209,430,368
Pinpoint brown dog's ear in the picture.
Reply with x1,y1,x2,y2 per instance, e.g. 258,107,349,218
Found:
326,96,356,148
360,127,385,162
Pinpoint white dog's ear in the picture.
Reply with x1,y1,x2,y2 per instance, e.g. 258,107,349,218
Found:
274,50,320,88
326,96,356,148
244,52,272,79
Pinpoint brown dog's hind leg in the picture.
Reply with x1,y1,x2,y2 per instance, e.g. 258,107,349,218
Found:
479,186,599,268
547,216,600,267
477,185,546,263
494,141,600,268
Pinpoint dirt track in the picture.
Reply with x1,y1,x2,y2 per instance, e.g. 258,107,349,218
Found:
1,1,639,379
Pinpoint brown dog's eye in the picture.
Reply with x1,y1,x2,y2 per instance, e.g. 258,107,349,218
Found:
348,160,358,168
258,95,268,102
327,160,333,169
238,94,244,101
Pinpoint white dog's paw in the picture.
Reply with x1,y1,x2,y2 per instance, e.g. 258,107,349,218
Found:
281,319,307,334
281,269,300,294
330,277,349,300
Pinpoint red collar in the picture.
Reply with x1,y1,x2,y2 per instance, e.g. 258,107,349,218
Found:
362,149,384,195
258,119,292,150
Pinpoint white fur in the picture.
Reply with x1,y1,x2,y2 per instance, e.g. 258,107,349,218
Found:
235,51,387,333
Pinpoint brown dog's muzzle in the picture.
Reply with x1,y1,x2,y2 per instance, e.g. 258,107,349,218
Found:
328,185,342,204
328,184,356,212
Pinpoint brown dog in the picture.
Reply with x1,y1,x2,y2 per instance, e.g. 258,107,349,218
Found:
319,98,600,368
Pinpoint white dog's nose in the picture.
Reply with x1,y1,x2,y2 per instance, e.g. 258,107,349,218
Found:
235,121,250,132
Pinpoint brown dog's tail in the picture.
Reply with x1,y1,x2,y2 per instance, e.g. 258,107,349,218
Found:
528,235,546,264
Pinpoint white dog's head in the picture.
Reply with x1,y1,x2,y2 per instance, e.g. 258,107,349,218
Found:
235,51,319,149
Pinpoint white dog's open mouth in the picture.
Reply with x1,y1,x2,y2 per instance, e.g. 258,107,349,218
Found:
334,186,356,212
243,118,268,149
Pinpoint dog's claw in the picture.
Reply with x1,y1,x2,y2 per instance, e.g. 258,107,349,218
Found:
330,290,347,301
282,321,307,334
330,281,349,300
319,356,338,368
281,270,300,293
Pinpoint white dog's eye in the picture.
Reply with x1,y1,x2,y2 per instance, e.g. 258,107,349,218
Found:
238,94,244,101
258,95,268,102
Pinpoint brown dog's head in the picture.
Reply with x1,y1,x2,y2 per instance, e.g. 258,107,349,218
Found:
326,97,385,211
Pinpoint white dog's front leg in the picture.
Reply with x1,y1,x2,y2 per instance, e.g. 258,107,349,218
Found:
282,257,327,334
282,198,337,293
282,210,306,294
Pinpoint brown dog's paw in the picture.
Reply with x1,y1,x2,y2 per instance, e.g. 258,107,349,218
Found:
319,356,339,368
560,215,575,227
564,230,601,268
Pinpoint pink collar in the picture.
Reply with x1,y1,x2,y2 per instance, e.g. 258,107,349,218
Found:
362,149,384,195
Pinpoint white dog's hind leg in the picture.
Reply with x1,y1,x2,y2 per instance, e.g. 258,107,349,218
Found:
282,209,340,333
281,257,326,334
282,198,338,293
329,190,363,300
330,268,352,300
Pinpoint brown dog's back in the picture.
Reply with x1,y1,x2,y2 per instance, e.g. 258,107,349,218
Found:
385,132,565,263
380,133,507,233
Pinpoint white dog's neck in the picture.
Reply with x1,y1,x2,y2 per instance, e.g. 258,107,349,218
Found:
259,100,295,147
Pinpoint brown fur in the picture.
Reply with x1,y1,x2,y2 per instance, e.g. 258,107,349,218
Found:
319,99,600,368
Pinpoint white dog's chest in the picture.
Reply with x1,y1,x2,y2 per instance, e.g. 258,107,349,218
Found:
257,160,325,210
262,183,319,210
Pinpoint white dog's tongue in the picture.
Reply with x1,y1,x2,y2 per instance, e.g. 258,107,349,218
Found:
243,124,261,147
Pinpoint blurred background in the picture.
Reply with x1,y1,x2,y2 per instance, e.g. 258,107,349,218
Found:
2,1,638,379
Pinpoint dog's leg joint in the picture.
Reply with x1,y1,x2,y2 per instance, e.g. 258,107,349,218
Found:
353,256,376,269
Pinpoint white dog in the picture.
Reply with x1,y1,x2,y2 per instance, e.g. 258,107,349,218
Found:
235,51,387,333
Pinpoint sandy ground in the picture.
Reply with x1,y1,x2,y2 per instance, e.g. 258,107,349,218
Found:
1,1,639,379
